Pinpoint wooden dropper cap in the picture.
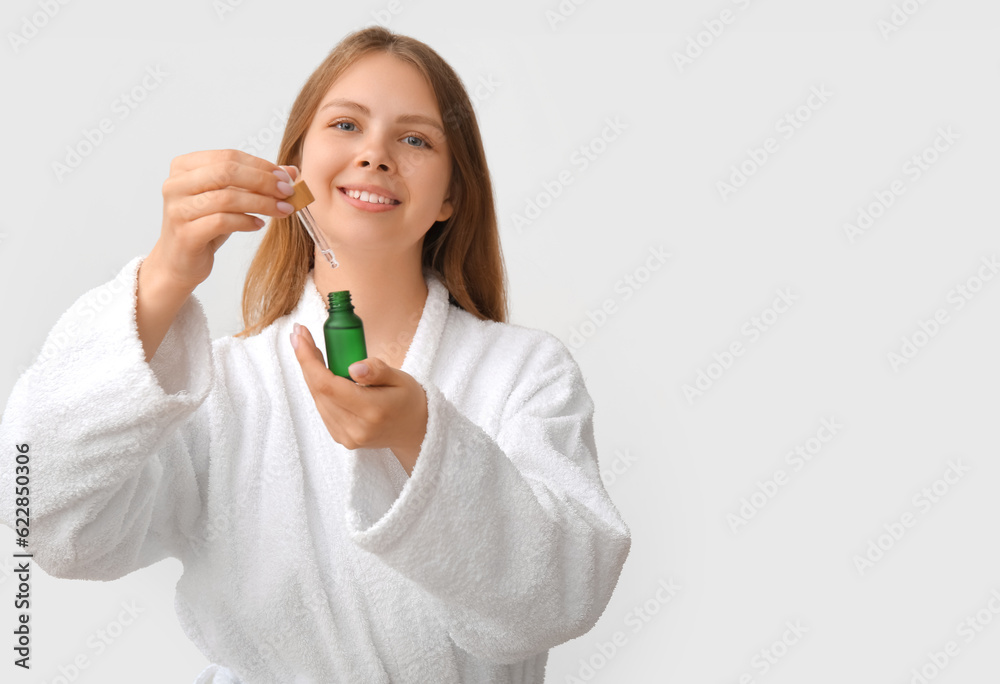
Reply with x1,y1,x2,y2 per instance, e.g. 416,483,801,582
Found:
288,180,314,211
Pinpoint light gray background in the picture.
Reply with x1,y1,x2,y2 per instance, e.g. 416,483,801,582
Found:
2,0,999,682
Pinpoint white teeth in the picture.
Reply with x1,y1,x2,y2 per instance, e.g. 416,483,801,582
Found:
346,189,394,204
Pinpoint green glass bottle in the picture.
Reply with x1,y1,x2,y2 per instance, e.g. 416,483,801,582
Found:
324,290,368,380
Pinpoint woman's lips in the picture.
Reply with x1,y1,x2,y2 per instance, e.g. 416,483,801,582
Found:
338,187,401,213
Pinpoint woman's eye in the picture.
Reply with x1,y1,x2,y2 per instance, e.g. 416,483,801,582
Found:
404,135,429,148
328,122,430,149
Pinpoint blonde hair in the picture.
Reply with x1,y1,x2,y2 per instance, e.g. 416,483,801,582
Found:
238,26,507,337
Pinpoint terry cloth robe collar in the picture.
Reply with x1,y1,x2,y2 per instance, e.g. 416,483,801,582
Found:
289,266,451,383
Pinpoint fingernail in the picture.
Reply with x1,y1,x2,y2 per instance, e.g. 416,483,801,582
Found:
273,168,292,183
350,362,369,377
277,181,294,196
254,216,265,228
277,201,294,215
289,331,299,350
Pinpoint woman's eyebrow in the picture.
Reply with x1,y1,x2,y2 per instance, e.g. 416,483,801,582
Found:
319,98,445,135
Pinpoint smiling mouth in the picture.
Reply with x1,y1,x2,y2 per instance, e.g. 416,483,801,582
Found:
339,187,401,205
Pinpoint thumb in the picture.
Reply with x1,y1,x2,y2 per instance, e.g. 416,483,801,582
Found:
349,357,393,386
290,323,327,377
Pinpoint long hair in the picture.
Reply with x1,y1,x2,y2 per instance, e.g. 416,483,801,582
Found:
237,26,507,337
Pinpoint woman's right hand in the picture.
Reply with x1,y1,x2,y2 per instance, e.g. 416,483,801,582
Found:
136,150,298,362
147,149,297,293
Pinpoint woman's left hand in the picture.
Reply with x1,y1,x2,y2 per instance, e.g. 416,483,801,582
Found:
290,323,427,476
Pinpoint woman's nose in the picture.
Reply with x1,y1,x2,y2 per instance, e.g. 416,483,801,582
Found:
358,159,390,171
355,135,392,172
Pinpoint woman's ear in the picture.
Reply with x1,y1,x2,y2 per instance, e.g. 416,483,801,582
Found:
436,177,458,222
436,196,454,222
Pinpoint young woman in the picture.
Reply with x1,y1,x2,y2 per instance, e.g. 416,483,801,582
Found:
1,26,630,683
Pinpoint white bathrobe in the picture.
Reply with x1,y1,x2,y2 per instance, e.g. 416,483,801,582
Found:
0,256,631,683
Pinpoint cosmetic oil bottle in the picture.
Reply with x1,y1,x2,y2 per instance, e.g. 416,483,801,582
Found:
325,291,368,380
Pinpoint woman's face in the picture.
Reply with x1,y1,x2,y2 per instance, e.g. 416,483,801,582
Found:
299,51,454,255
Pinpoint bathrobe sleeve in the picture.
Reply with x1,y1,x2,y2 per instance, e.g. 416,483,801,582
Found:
0,257,212,580
344,333,632,664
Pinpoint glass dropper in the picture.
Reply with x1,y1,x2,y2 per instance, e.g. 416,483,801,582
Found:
288,179,339,268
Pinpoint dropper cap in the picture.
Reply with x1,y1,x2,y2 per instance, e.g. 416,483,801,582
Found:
288,180,315,211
